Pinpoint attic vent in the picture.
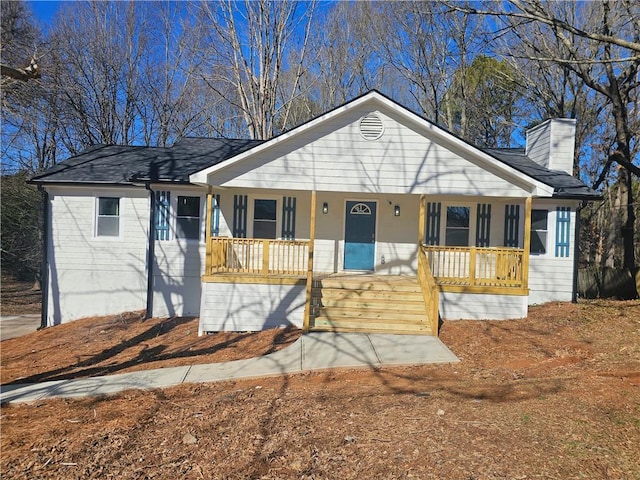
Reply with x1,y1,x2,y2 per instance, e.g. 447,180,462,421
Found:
359,113,384,140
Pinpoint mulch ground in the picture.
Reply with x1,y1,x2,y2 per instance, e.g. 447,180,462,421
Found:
1,280,639,478
0,311,301,385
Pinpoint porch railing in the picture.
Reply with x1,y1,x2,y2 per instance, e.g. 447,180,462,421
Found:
208,237,309,276
417,246,440,334
423,245,526,288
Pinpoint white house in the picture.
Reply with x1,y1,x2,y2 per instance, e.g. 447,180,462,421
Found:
30,91,600,335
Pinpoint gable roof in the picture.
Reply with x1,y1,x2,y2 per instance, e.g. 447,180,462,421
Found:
29,138,262,185
188,91,557,197
30,90,599,200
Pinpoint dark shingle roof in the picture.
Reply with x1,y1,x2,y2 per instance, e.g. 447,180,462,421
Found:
484,148,601,200
30,113,598,201
30,138,263,185
129,138,263,183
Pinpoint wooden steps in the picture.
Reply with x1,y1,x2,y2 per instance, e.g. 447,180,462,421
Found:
310,275,434,335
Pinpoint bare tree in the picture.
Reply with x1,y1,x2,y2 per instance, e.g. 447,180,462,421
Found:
46,1,149,151
374,0,493,134
450,0,639,270
135,2,239,145
0,0,61,174
0,0,40,86
307,2,386,110
196,0,316,140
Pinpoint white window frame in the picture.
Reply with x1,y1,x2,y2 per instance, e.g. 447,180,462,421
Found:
94,196,123,239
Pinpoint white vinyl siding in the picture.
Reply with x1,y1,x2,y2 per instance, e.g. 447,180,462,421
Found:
151,241,205,318
46,188,148,325
440,292,528,320
210,108,533,198
199,282,305,332
528,201,579,304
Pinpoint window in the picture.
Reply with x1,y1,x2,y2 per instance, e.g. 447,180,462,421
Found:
253,199,277,239
176,196,200,240
530,209,548,254
97,197,120,237
445,206,470,246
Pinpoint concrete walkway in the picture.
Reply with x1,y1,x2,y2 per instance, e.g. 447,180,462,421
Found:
0,314,41,341
0,332,459,404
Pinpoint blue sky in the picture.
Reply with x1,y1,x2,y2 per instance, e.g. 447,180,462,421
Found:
28,0,63,25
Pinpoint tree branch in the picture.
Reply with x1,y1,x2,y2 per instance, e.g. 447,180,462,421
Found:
444,1,640,52
0,58,40,81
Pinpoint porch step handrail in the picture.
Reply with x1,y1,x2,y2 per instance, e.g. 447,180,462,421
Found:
417,245,440,335
208,237,309,276
423,245,526,288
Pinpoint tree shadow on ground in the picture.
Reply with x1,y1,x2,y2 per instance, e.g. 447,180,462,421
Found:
4,317,298,385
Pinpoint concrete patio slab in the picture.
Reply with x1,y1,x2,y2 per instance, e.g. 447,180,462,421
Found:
368,334,459,365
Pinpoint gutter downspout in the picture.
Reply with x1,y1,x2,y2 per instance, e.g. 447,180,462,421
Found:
572,200,588,303
145,184,155,319
37,185,49,329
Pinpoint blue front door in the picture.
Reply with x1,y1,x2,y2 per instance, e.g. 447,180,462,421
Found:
344,201,376,270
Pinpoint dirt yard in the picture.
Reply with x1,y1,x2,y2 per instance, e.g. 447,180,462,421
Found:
0,275,41,316
1,296,639,479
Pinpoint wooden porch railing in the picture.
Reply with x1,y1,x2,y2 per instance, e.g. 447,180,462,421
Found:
423,245,526,288
417,246,440,335
208,237,310,276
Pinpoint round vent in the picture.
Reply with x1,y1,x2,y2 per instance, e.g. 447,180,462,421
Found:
359,113,384,140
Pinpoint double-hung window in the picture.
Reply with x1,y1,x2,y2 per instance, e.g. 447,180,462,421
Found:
96,197,120,237
445,206,470,246
253,199,277,239
176,196,201,240
530,209,548,254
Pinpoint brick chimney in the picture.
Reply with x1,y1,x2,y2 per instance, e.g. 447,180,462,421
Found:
525,119,576,175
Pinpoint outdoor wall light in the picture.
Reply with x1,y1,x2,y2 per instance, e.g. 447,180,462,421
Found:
322,202,329,214
394,205,401,216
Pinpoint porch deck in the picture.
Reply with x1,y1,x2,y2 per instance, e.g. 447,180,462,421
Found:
201,236,528,335
203,238,527,290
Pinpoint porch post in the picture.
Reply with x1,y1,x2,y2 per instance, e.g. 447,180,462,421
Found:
205,190,213,277
303,190,317,332
522,196,532,289
418,194,426,245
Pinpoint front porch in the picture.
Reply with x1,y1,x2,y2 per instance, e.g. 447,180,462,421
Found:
199,190,532,335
